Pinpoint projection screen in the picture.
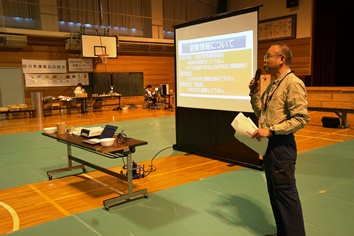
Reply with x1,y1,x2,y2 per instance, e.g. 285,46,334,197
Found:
173,7,263,169
175,8,259,112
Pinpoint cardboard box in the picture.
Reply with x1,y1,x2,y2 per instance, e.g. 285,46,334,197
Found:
76,93,88,98
51,103,60,109
8,105,20,111
19,104,28,110
93,100,102,110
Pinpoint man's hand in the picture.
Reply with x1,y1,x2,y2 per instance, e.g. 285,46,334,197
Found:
250,127,272,141
248,78,260,94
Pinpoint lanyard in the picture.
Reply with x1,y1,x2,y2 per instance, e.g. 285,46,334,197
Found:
264,71,293,111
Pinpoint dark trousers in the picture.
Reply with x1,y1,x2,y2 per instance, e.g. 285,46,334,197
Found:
263,134,306,236
149,96,157,104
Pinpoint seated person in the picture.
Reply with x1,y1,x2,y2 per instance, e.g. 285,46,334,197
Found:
144,85,157,105
73,83,87,113
74,83,86,96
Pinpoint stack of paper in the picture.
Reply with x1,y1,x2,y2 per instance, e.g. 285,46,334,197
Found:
231,112,268,156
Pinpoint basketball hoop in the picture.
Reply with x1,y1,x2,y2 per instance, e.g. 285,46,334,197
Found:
98,54,109,64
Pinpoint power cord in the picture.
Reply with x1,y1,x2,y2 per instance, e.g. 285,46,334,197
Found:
117,129,173,178
142,146,172,177
120,146,173,178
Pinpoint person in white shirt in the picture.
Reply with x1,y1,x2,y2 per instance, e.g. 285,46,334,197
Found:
144,85,157,105
74,83,85,96
73,83,87,113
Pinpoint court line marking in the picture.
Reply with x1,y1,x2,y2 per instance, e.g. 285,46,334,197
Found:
301,129,354,137
73,215,103,236
151,159,240,177
0,201,20,231
28,184,71,216
81,174,124,195
296,134,345,142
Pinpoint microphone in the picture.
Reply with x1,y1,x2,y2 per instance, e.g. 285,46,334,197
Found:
249,69,262,96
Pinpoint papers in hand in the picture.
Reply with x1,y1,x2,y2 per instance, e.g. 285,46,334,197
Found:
231,112,268,156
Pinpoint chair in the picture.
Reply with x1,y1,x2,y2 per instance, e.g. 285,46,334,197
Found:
70,92,86,113
143,90,157,109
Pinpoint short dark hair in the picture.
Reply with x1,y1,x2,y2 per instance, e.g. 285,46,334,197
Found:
271,41,292,65
77,83,83,87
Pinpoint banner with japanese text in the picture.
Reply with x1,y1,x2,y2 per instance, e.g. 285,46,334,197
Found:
68,58,93,72
22,59,67,73
25,73,89,87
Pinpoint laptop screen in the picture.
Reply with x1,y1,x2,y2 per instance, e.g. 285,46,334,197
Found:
99,125,118,139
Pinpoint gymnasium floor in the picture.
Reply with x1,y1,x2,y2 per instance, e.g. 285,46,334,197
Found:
1,114,354,235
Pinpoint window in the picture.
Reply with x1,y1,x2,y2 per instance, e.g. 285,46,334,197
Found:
57,0,144,30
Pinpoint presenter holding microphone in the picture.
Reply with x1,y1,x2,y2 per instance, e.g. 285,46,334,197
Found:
248,42,310,236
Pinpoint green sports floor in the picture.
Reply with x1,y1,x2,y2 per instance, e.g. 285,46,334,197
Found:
1,116,354,235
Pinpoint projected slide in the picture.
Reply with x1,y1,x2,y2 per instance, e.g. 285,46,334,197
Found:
175,10,258,112
178,31,253,99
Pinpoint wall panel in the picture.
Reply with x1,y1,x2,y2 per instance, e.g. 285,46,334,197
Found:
0,36,175,107
258,37,311,78
0,36,311,108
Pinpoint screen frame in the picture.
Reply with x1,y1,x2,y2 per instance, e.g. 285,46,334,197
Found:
172,6,263,170
174,6,260,113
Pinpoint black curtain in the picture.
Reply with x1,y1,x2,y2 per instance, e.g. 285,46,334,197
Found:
217,0,228,13
312,0,354,86
334,1,354,86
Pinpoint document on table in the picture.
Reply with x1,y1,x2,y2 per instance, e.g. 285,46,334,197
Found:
231,112,269,156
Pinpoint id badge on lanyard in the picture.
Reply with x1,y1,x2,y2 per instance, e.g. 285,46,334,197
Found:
260,112,266,127
260,94,267,127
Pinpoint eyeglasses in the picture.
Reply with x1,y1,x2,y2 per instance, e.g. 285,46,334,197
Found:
264,54,283,61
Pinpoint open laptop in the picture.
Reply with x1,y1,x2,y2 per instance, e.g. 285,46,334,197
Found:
82,125,118,145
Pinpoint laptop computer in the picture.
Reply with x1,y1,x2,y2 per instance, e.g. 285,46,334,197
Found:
82,125,118,145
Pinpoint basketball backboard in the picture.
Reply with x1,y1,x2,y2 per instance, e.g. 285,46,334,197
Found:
81,35,118,58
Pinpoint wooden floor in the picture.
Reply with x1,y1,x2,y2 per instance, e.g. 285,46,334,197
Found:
1,107,354,234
